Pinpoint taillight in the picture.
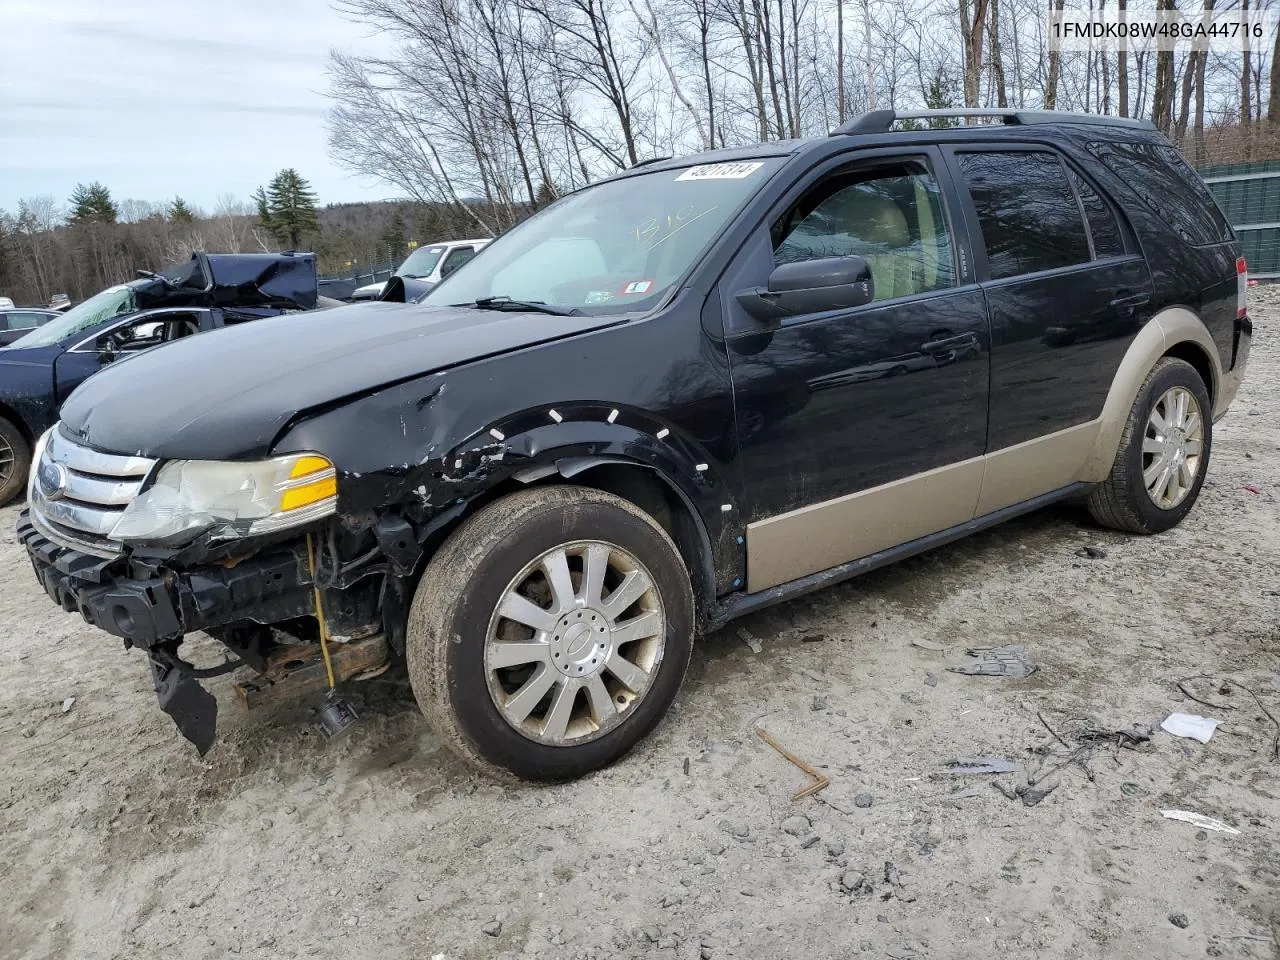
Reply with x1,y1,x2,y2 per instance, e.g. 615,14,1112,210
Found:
1237,257,1248,319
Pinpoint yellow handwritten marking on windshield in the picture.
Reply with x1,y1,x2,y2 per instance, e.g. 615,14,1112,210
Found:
633,206,720,252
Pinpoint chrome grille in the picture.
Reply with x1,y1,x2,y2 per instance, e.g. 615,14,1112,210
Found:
30,426,156,557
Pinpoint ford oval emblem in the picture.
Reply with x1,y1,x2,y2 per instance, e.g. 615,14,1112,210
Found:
38,460,69,501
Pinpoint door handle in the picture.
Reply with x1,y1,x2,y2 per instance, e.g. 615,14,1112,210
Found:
1109,292,1150,312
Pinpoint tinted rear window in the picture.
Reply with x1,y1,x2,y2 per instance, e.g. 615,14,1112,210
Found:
957,151,1091,280
1069,169,1125,258
1086,139,1232,246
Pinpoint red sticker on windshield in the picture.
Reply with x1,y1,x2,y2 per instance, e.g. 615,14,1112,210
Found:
620,280,654,295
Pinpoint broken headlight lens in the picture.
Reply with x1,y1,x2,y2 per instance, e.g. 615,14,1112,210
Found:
109,453,337,546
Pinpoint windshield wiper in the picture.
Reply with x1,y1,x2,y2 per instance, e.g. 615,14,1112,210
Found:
465,296,582,317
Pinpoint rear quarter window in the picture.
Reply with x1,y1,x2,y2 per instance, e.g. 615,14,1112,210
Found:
1085,139,1232,246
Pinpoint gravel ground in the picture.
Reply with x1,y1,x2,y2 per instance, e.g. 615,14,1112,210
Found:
2,297,1279,960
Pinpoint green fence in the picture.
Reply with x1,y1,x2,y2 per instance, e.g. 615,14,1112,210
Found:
1201,161,1280,278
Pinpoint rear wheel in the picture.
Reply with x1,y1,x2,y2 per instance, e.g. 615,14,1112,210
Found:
406,485,695,780
1088,357,1212,534
0,417,31,507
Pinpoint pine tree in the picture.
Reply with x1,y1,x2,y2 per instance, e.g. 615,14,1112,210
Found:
253,186,272,228
169,196,195,224
255,169,320,249
534,181,559,210
379,211,408,263
67,182,118,225
924,68,960,129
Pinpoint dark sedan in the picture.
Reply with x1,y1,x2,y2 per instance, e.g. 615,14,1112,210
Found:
0,308,60,347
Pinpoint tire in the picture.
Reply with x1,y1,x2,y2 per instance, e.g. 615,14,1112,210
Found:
406,485,695,781
1087,357,1212,534
0,417,31,507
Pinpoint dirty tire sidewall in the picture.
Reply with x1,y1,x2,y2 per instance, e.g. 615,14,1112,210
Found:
0,417,31,508
406,485,695,781
1088,357,1213,534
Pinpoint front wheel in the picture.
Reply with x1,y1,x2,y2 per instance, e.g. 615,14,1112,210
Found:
1088,357,1212,534
0,417,31,507
406,485,695,780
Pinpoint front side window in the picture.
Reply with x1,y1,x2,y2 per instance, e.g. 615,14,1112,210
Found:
424,158,784,314
957,151,1091,280
774,162,957,301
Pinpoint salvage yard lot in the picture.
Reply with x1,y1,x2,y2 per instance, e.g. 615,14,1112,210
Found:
2,303,1278,960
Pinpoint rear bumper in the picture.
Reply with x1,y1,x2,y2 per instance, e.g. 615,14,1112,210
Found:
17,510,314,646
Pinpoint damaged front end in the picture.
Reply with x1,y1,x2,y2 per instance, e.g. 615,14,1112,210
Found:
19,426,391,754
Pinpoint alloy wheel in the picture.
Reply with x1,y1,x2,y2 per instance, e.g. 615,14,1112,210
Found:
484,540,666,745
1142,385,1204,510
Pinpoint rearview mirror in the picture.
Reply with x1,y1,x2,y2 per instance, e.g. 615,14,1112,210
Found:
735,255,874,324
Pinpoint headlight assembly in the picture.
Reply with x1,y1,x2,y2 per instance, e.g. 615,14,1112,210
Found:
109,453,337,546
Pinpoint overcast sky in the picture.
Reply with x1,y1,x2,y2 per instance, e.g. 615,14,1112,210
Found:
0,0,396,216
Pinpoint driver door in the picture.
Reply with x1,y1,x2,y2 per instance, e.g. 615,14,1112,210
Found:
53,309,208,404
724,149,992,591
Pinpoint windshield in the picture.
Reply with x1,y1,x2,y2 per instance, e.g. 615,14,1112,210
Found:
423,159,782,314
7,284,138,348
396,246,447,279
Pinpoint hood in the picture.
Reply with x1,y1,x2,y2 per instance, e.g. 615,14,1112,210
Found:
60,301,623,460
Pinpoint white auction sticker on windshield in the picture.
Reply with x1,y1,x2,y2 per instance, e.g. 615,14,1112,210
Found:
675,162,764,182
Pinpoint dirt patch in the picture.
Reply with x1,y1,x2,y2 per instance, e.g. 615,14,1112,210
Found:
3,298,1279,960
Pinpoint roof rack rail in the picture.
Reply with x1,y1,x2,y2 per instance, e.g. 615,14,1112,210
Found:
831,108,1155,136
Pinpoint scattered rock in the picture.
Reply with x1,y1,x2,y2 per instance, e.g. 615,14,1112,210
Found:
1015,778,1059,807
924,672,938,687
1169,913,1190,929
1076,545,1108,559
683,757,691,776
854,792,873,808
800,634,824,643
781,815,810,836
709,841,727,856
482,920,502,937
473,833,492,848
736,628,762,654
641,925,663,944
718,820,749,839
801,835,819,849
825,840,845,857
811,695,827,712
60,697,75,714
840,869,872,894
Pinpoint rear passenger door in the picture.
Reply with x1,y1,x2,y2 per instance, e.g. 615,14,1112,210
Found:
945,145,1154,513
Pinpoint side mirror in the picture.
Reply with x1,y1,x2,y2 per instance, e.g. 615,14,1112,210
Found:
735,256,874,324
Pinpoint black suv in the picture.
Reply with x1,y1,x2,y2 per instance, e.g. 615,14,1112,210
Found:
18,109,1251,779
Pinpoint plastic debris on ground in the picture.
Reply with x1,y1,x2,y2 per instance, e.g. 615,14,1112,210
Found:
1160,810,1241,834
1160,712,1222,743
946,644,1037,678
